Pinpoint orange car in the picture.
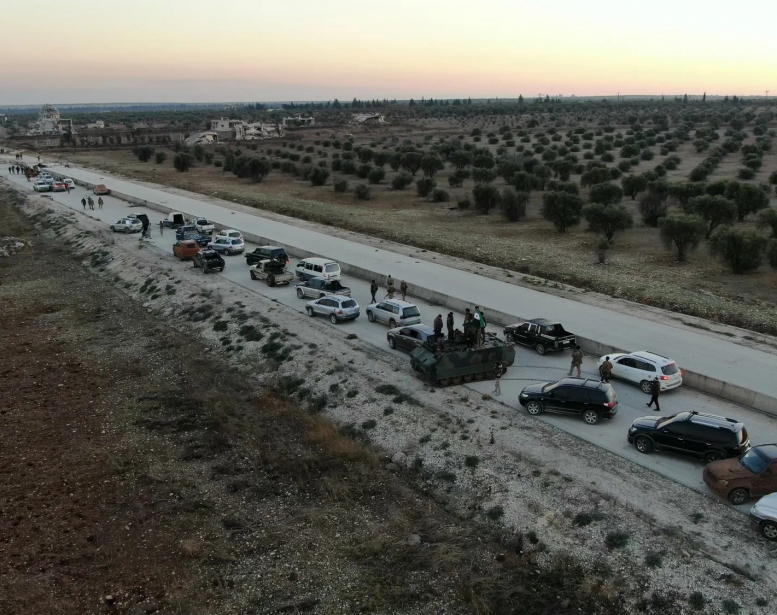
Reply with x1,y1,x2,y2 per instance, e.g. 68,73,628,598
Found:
173,240,200,260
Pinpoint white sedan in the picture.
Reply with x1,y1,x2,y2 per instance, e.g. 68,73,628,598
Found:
598,350,682,393
63,178,75,189
32,181,50,192
110,218,143,233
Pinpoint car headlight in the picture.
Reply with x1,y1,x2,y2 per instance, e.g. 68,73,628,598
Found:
520,393,528,398
721,480,729,486
628,427,636,433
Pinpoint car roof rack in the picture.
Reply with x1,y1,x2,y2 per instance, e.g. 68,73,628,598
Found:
688,411,741,429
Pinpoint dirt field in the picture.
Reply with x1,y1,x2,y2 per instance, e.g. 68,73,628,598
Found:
2,182,776,615
52,109,777,335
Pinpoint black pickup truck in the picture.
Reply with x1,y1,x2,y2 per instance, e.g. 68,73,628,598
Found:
503,318,576,355
175,225,212,247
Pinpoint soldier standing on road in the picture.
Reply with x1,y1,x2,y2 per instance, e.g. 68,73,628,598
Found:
386,274,394,290
87,196,94,210
476,306,487,344
97,196,104,209
473,308,482,347
370,280,378,303
493,362,504,396
600,356,613,383
464,309,475,348
400,280,408,301
446,312,454,341
81,197,86,210
159,220,164,235
433,314,443,342
386,281,396,299
569,345,584,377
646,376,661,412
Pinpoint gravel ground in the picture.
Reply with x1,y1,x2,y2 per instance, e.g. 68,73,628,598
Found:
5,182,777,615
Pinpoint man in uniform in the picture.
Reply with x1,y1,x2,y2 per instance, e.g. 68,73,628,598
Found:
433,314,443,343
569,345,584,377
370,280,378,303
646,376,661,412
446,312,455,342
400,280,408,301
599,356,613,383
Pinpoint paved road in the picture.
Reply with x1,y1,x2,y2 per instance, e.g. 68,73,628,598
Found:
4,159,777,408
6,171,777,506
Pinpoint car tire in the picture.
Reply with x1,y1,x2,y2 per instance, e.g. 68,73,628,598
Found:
634,436,654,454
583,409,600,425
367,311,375,322
306,307,315,318
388,336,396,349
219,267,224,272
703,450,724,464
329,314,338,325
640,380,652,394
267,274,275,287
526,401,543,415
505,333,514,344
727,488,748,505
389,319,397,328
124,227,130,234
535,343,546,355
760,521,777,541
296,288,304,299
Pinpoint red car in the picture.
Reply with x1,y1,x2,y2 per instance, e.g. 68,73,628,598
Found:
173,240,200,260
50,181,67,192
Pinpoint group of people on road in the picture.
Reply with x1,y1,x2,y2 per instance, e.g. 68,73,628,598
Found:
7,165,25,175
369,275,410,303
570,351,662,411
80,196,102,210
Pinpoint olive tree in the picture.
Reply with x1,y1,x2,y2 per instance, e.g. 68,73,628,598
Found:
501,188,529,222
621,174,648,200
581,167,612,187
247,157,271,183
709,227,768,273
686,195,737,238
541,192,584,232
401,152,423,176
756,208,777,238
658,214,705,262
582,204,633,241
472,183,501,214
726,181,770,221
421,155,444,178
173,152,193,172
588,182,624,206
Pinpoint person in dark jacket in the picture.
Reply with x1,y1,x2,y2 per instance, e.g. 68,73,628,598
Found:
400,280,408,301
600,356,613,383
646,376,661,411
446,312,454,341
433,314,443,342
370,280,378,303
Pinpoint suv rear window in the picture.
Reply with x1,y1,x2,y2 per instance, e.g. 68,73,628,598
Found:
341,300,357,308
325,264,339,272
402,307,420,318
662,363,679,375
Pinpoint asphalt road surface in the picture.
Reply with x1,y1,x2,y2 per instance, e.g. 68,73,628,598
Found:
6,169,777,506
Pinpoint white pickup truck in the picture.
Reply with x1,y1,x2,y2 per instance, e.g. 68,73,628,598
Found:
191,217,215,234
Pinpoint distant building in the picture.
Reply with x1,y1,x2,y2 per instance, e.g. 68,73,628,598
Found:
352,113,386,125
282,115,315,128
27,104,74,136
210,117,242,132
85,120,105,130
184,131,219,146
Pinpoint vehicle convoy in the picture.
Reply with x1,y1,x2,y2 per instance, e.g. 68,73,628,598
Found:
193,249,225,273
628,411,749,463
410,333,516,386
245,245,289,266
750,492,777,541
503,319,576,355
175,225,211,247
703,444,777,504
519,378,618,425
163,212,187,228
249,258,295,286
296,277,351,299
598,351,682,393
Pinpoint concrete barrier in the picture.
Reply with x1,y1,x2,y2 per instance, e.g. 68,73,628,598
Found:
55,176,777,417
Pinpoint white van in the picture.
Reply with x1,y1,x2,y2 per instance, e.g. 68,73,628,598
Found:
295,258,341,281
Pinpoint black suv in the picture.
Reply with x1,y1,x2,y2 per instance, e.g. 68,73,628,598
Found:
503,319,576,355
193,249,225,273
245,245,289,266
628,411,749,463
518,378,617,425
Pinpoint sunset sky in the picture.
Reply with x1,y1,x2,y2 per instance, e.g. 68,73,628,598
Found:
2,0,776,105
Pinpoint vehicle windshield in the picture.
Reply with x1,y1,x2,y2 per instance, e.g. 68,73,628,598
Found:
403,307,421,318
325,264,339,272
656,412,688,429
662,363,679,375
341,300,357,308
197,219,208,224
739,448,771,474
228,232,240,237
203,253,220,260
231,239,242,245
328,281,344,289
541,381,560,393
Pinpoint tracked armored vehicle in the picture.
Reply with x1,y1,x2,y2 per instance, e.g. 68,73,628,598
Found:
410,332,515,386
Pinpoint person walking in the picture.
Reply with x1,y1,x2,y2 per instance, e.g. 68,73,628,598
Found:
385,274,394,295
569,345,584,377
97,196,103,209
433,314,443,342
493,362,504,396
369,280,378,304
87,196,94,210
81,197,86,210
646,376,661,412
600,356,613,383
400,280,408,301
159,220,164,235
446,312,454,341
386,281,396,300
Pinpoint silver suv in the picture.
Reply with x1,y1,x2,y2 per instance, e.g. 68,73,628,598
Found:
305,296,360,324
366,299,421,328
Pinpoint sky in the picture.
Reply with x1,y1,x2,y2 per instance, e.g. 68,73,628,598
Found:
1,0,776,105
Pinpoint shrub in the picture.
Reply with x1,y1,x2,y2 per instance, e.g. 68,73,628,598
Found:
154,151,167,164
246,157,271,183
581,167,612,187
457,197,471,210
709,227,768,273
588,182,624,206
659,214,705,261
448,168,470,187
354,184,371,200
756,208,777,237
367,167,385,184
331,158,343,171
472,183,501,214
582,204,633,241
173,153,193,172
213,159,223,168
738,167,756,180
133,145,155,162
501,188,528,222
333,179,348,193
401,151,423,175
464,455,480,469
309,166,329,186
767,240,777,269
687,195,737,238
722,599,741,615
728,182,770,220
421,154,444,178
688,591,706,610
431,188,450,202
416,177,436,198
644,552,663,568
391,174,413,190
541,192,584,232
356,163,372,179
604,531,629,550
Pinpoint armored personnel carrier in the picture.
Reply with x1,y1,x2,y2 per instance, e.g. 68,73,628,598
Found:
409,332,515,386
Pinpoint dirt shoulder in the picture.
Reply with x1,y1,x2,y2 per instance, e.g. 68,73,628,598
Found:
2,183,775,615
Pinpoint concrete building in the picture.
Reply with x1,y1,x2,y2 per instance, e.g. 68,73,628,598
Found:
85,120,105,130
27,104,74,136
282,115,315,128
352,113,387,125
184,131,219,146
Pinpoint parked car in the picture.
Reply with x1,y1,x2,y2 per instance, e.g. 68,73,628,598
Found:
704,444,777,505
32,180,50,192
598,351,682,393
245,245,289,266
50,181,66,192
192,217,215,234
209,236,245,255
93,184,110,195
387,324,436,352
518,378,618,425
750,492,777,541
163,212,186,228
295,277,351,299
173,240,200,260
62,178,75,189
366,299,421,328
216,228,243,241
628,411,749,463
295,258,342,281
175,225,211,247
503,318,576,355
305,296,360,324
110,218,142,233
193,249,225,273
